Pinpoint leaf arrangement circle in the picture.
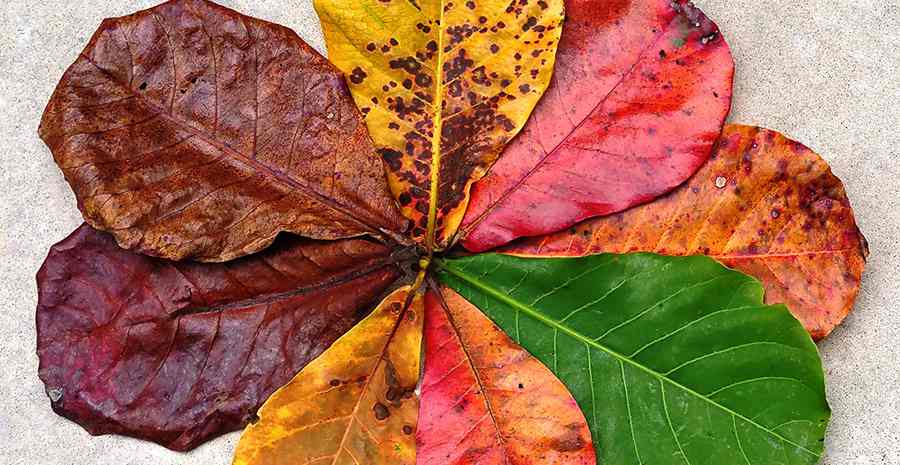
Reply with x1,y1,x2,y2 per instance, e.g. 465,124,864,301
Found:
35,0,866,464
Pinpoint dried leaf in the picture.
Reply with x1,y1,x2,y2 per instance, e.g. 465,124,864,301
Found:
438,253,830,465
233,287,423,465
459,0,734,252
314,0,564,249
506,125,868,339
36,224,402,451
39,0,407,262
418,285,595,465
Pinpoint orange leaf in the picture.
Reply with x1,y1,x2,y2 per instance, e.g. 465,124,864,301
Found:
505,124,868,339
417,284,595,464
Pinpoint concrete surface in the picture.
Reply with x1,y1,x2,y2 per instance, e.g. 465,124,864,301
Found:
0,0,897,464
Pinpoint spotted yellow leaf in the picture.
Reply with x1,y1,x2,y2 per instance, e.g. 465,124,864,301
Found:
232,287,423,465
314,0,564,251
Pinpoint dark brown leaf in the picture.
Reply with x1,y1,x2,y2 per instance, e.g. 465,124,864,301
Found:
36,224,403,451
39,0,408,262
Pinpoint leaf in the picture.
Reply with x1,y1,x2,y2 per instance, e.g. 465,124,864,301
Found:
505,125,868,339
38,0,408,262
233,287,423,465
458,0,734,252
438,253,830,465
36,223,404,451
418,284,595,465
314,0,564,249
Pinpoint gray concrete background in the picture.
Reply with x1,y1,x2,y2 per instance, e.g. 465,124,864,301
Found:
1,0,897,463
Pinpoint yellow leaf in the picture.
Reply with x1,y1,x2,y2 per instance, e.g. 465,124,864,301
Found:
233,287,423,465
314,0,565,251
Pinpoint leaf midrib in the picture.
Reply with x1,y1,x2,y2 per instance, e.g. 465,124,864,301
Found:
438,259,821,458
424,0,448,254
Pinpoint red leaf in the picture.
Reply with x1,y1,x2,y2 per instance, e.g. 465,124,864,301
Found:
38,0,408,262
36,224,402,451
459,0,734,252
418,285,595,465
505,125,868,339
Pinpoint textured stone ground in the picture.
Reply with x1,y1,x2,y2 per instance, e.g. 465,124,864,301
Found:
1,0,897,464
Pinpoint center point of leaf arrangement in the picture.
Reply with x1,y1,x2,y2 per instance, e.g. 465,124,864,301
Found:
410,255,433,292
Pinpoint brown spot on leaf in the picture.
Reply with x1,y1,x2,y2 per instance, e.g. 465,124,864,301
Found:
415,73,433,87
373,402,391,420
547,424,587,452
349,67,368,84
380,148,404,171
389,56,422,75
448,80,463,97
444,49,474,81
522,16,537,31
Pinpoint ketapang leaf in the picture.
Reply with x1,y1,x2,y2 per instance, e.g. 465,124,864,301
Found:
36,224,403,451
314,0,564,250
506,125,868,339
39,0,407,262
438,253,830,465
459,0,734,252
233,287,423,465
418,285,595,465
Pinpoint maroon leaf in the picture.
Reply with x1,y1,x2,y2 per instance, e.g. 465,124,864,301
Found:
458,0,734,252
38,0,408,262
36,224,403,451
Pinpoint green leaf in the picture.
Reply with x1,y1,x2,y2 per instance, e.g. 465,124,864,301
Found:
437,253,829,465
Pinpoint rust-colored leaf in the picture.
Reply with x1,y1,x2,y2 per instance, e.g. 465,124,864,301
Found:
459,0,734,252
418,285,595,465
506,125,868,339
314,0,565,250
233,287,423,465
36,223,403,451
38,0,407,262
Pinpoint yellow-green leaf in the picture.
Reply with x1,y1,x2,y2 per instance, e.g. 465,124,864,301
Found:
314,0,564,250
232,287,423,465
